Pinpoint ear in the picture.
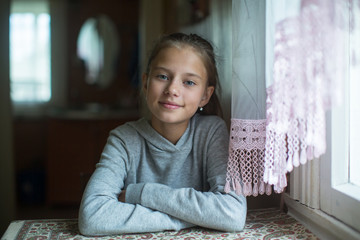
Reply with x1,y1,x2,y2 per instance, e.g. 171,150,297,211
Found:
199,86,215,107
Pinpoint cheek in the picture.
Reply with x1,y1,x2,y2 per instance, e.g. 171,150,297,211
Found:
186,90,205,105
146,82,162,101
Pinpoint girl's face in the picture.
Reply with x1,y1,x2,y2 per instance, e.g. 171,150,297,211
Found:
143,46,214,132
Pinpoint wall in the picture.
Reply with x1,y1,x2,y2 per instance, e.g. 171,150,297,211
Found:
66,0,140,108
50,0,67,109
50,0,140,110
0,0,16,234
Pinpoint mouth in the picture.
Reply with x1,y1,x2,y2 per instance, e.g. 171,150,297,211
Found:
159,101,182,110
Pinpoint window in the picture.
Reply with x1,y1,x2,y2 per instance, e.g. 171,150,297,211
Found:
320,4,360,233
349,22,360,188
10,0,51,103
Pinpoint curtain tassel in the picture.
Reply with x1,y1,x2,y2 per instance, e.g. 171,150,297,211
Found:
224,181,231,193
243,182,252,196
266,183,272,195
235,180,242,196
300,148,307,165
286,155,294,172
293,151,300,167
259,181,265,195
252,183,259,197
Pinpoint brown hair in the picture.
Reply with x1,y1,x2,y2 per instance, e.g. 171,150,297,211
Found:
145,33,223,118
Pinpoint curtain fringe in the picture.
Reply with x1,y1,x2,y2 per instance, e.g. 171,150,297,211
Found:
225,119,272,197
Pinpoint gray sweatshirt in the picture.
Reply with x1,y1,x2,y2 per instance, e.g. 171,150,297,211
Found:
78,114,247,236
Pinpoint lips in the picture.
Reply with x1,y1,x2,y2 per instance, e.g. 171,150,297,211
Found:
159,101,182,110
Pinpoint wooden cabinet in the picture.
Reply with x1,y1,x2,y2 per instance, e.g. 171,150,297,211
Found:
47,113,138,206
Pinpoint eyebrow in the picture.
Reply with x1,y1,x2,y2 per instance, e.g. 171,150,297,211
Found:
152,66,203,80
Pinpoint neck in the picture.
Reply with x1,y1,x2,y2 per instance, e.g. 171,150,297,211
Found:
150,119,189,145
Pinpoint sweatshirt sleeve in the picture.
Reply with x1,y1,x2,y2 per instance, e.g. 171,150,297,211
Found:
125,119,247,232
78,129,194,236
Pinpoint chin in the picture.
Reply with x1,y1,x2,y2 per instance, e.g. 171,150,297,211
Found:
154,114,188,125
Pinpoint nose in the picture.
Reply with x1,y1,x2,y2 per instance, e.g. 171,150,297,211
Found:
164,80,180,96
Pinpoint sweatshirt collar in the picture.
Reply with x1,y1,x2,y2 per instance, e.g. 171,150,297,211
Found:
130,115,198,152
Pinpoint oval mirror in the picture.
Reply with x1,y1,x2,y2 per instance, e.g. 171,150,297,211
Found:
77,15,120,88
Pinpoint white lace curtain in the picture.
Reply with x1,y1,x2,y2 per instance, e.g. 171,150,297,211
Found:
224,0,269,196
225,0,348,196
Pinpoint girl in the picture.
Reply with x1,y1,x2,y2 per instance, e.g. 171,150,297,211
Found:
78,33,247,236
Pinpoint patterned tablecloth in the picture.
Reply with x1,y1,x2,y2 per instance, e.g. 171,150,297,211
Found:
2,208,319,240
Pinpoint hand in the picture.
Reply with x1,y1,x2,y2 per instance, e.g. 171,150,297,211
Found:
118,190,126,203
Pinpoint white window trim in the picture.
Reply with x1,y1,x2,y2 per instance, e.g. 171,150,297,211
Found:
284,194,360,240
283,3,360,237
319,86,360,232
284,84,360,240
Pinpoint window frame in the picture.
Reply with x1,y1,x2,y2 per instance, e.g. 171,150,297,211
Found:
319,28,360,232
282,1,360,238
9,0,52,116
320,108,360,234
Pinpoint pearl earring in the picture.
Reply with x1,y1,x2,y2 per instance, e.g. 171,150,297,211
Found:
199,107,203,111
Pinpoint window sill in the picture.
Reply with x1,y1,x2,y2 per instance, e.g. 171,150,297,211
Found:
333,183,360,202
12,102,50,118
283,193,360,240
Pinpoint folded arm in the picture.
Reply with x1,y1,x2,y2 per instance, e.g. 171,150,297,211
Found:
78,132,194,236
125,182,246,231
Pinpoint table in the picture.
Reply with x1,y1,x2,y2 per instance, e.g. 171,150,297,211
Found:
2,208,318,239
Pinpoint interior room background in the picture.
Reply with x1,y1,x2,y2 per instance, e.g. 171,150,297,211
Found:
6,0,358,235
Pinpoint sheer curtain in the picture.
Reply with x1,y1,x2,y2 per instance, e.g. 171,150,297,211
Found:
225,0,269,197
226,0,346,196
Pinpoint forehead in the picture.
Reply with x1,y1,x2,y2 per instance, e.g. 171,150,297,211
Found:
151,46,207,73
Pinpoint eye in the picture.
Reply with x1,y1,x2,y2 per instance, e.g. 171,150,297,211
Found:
184,80,196,86
156,74,169,80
